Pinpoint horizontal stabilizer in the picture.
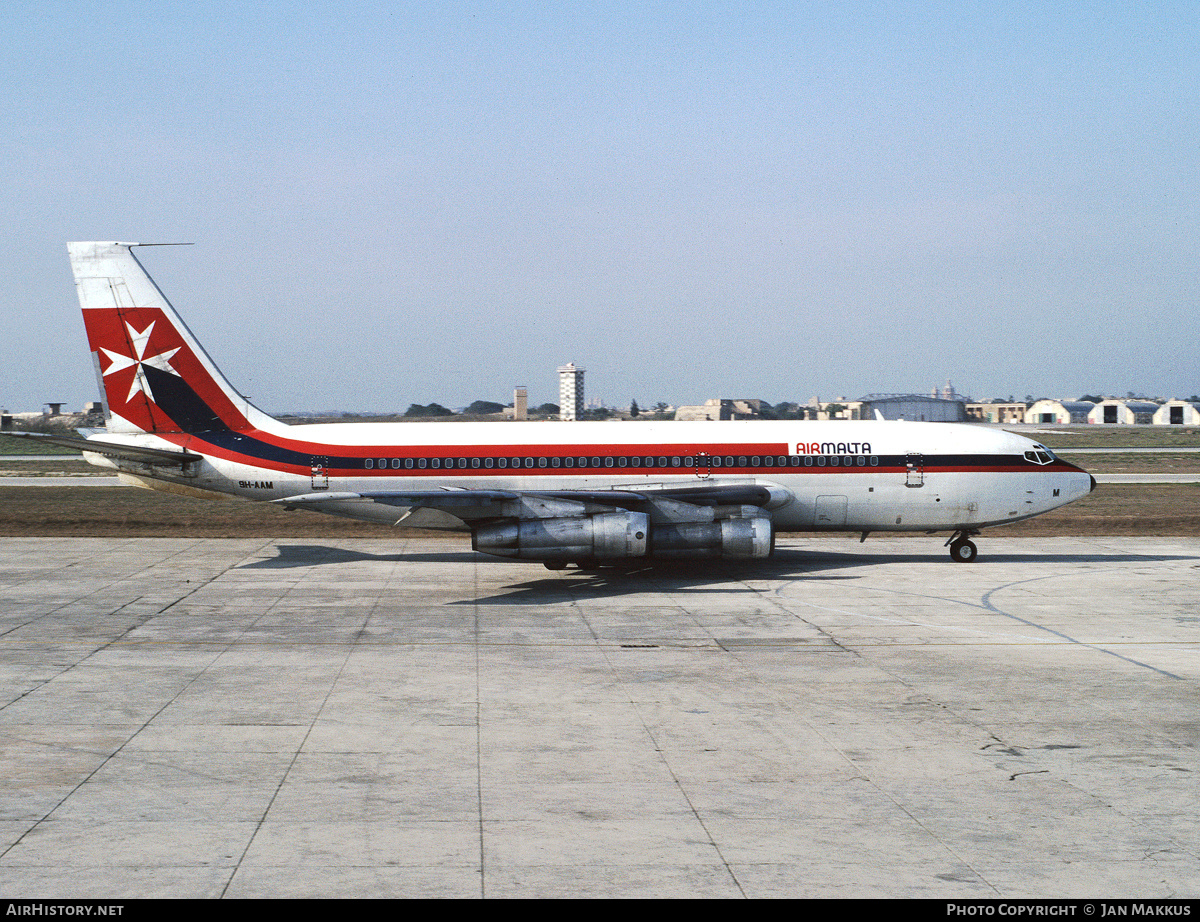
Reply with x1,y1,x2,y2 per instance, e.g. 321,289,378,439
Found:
6,431,202,468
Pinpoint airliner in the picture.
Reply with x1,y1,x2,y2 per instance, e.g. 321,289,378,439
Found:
27,241,1095,567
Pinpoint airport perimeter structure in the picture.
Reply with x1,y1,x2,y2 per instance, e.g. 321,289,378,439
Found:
1,535,1198,898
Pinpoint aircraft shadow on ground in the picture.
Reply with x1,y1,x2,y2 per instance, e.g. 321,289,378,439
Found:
237,543,1198,605
454,549,1200,606
238,544,480,568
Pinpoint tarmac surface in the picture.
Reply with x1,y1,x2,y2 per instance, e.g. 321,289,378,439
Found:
1,535,1198,898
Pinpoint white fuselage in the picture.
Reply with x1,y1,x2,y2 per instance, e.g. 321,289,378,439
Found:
90,418,1095,535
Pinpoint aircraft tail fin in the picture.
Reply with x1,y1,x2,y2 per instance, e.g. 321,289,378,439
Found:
69,242,280,436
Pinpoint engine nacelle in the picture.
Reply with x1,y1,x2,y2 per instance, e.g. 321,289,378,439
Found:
473,511,650,561
651,514,774,559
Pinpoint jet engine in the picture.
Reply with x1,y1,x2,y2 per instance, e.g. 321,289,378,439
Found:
650,514,774,559
472,511,650,562
472,510,774,563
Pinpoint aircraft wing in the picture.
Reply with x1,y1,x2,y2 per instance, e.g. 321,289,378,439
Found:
275,483,785,525
4,432,203,469
275,482,787,559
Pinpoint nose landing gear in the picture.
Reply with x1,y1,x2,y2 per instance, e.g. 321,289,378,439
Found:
946,530,979,563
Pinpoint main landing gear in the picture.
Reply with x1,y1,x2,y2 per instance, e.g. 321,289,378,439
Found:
945,530,979,562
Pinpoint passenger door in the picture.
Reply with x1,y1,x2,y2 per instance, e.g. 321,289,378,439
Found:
311,456,329,491
905,453,924,488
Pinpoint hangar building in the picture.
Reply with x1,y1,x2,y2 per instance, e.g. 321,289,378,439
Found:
1023,399,1096,425
1089,399,1159,425
1154,400,1200,426
857,395,966,422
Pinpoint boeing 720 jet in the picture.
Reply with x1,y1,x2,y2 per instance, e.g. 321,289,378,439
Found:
29,241,1096,567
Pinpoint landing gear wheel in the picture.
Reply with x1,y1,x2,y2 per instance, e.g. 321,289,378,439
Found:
949,540,978,563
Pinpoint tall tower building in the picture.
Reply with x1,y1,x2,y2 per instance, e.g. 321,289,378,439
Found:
557,363,585,421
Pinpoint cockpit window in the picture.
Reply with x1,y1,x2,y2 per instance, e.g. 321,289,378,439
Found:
1024,449,1053,465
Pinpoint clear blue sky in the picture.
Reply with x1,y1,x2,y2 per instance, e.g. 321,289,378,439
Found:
4,1,1197,413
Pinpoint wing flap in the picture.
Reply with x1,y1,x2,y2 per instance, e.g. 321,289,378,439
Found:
275,489,596,527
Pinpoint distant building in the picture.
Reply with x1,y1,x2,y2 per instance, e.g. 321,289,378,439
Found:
1023,399,1096,425
967,401,1028,424
1088,399,1158,425
1154,400,1200,426
513,387,527,421
558,363,585,421
824,400,866,420
674,398,766,421
931,380,960,401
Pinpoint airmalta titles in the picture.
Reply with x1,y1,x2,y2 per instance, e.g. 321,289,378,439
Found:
795,442,872,455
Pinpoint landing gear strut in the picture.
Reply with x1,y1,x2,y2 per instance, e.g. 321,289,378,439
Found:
946,530,979,563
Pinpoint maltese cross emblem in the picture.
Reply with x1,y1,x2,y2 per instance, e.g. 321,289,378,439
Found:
99,320,182,404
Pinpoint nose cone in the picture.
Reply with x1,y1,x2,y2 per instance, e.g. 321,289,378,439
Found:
1052,459,1096,507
